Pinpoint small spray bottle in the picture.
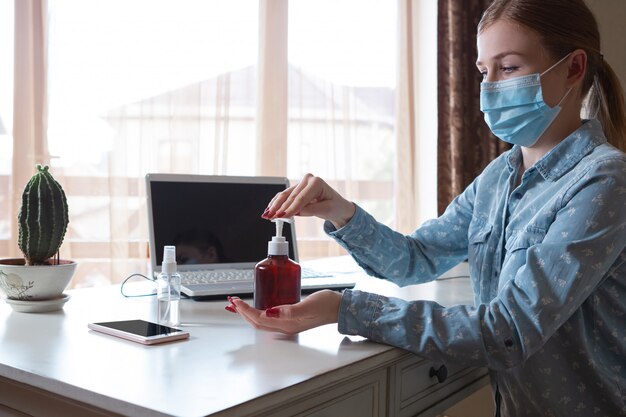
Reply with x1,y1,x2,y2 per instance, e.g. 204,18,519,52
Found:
254,218,301,310
157,245,181,327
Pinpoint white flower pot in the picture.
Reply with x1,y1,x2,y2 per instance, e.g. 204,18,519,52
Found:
0,258,76,301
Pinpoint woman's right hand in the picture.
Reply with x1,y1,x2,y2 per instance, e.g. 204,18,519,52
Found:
262,173,356,229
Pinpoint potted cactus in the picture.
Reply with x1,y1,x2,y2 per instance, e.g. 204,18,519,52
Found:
0,164,76,311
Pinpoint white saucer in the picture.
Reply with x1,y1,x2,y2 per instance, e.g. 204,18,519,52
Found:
3,294,71,313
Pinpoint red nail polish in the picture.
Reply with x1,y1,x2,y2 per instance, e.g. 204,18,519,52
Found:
225,305,237,313
266,307,280,318
276,211,286,218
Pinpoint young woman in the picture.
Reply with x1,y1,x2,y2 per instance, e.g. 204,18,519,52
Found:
227,0,626,415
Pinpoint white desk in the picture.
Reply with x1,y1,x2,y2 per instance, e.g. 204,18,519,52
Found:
0,261,487,417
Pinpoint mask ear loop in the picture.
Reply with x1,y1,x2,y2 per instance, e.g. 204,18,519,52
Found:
541,52,574,109
556,86,573,108
540,52,573,77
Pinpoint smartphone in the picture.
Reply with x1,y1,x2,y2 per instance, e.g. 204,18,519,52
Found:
88,319,190,345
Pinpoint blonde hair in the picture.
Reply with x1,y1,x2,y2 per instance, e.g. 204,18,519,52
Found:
478,0,626,152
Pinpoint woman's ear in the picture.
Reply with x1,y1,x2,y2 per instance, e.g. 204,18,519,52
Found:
567,49,587,87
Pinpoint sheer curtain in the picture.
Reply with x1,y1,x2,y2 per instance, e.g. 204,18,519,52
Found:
7,0,435,287
47,0,260,286
0,0,14,257
8,0,49,259
395,0,438,233
287,0,400,256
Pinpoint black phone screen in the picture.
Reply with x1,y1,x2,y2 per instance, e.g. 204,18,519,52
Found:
92,320,182,337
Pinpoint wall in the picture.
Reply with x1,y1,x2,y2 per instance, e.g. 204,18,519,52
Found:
585,0,626,88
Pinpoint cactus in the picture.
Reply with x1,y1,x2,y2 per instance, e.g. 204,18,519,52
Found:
18,164,69,265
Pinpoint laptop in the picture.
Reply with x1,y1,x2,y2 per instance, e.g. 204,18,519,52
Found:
146,173,358,299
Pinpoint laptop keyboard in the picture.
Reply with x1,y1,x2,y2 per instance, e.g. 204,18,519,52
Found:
180,267,330,285
181,269,253,284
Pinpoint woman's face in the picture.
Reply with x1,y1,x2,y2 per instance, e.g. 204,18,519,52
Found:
476,19,569,107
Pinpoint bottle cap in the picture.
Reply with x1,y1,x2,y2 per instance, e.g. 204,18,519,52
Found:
162,245,177,274
268,218,290,256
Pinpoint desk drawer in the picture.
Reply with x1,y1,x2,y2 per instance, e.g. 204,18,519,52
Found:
257,367,387,417
0,375,121,417
389,355,488,417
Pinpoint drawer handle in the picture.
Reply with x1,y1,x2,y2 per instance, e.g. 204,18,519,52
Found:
429,364,448,383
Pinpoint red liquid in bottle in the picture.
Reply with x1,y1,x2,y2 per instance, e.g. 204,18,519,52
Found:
254,255,301,310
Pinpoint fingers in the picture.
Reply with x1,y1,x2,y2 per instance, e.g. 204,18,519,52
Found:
263,174,332,220
263,183,300,219
262,174,313,219
279,174,320,217
263,174,315,219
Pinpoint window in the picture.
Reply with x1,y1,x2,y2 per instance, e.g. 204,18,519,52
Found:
46,0,259,285
0,0,13,254
6,1,437,288
288,0,397,257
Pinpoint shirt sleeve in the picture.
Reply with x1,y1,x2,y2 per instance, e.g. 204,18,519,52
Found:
338,156,626,370
325,179,477,286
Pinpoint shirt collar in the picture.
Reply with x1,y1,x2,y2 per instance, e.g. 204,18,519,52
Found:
505,119,607,181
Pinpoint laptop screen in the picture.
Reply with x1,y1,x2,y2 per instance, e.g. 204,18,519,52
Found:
146,175,297,273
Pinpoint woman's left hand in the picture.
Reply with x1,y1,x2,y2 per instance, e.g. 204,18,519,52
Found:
227,290,342,334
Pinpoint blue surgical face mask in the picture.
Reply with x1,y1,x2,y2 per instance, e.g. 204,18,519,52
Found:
480,54,572,147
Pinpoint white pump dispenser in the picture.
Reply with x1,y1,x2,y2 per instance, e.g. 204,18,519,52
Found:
268,218,291,256
162,245,177,274
157,245,181,327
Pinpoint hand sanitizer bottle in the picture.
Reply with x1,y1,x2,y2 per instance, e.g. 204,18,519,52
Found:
157,245,181,327
254,218,301,310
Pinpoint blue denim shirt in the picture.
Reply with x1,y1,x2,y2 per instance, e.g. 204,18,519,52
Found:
328,119,626,417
